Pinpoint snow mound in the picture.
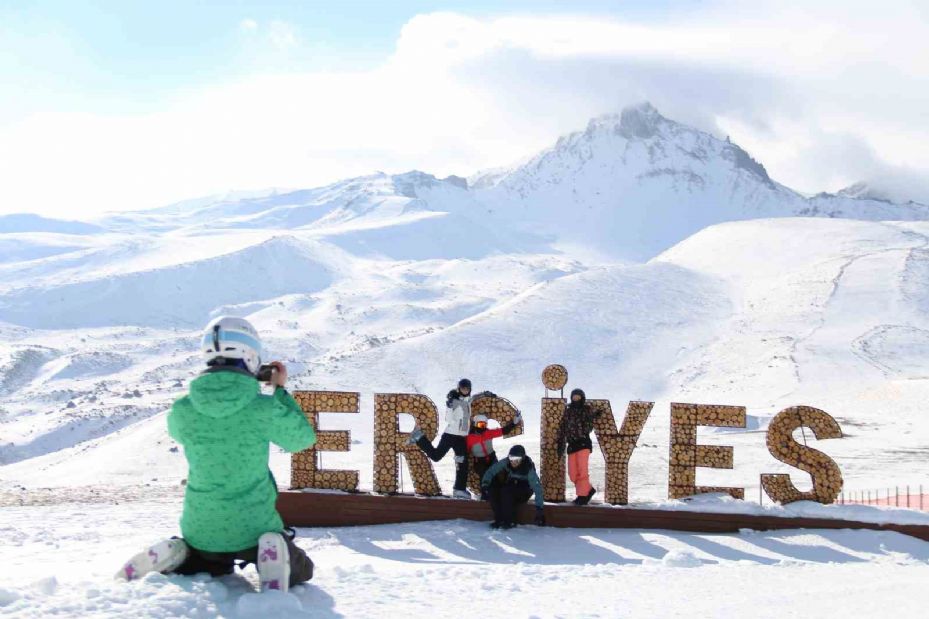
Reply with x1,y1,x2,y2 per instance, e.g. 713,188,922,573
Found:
0,214,103,235
657,549,704,567
46,352,134,382
0,236,333,329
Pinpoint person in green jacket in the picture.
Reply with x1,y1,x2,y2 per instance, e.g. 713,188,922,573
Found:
116,316,317,593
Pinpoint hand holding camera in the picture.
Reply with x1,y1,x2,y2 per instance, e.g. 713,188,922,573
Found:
257,361,288,388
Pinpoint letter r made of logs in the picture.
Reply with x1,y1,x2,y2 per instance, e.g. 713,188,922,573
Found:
373,393,442,496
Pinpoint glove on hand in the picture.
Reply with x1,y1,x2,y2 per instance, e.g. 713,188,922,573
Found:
534,507,546,526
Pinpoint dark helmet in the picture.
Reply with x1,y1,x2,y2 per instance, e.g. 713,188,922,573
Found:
570,388,586,404
458,378,472,392
508,444,526,459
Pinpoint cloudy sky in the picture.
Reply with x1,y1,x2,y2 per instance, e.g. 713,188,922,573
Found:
1,0,926,218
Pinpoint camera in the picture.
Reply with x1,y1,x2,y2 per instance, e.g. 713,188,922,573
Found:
256,364,275,383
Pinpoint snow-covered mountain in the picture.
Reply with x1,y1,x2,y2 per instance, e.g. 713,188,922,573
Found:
473,103,929,259
2,103,929,497
58,102,923,262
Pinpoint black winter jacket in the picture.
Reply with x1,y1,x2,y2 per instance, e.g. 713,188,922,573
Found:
556,402,601,454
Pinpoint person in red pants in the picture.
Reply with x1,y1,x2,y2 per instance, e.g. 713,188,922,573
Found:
555,388,602,505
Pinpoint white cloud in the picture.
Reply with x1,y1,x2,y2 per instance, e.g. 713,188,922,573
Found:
2,3,928,218
239,18,258,32
267,20,298,50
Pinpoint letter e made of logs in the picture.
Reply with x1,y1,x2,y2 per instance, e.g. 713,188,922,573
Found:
668,403,746,500
290,391,361,491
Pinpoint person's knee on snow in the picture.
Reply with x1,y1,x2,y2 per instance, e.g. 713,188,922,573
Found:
119,316,318,589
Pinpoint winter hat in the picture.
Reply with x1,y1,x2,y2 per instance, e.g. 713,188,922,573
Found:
458,378,472,392
508,444,527,459
570,388,586,404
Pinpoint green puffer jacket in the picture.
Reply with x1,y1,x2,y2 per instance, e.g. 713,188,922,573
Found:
168,368,316,552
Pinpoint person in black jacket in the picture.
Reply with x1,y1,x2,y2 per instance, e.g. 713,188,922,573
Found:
480,445,546,529
555,388,601,505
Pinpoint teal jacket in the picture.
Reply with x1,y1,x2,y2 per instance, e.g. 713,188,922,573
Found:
168,369,316,552
481,456,545,509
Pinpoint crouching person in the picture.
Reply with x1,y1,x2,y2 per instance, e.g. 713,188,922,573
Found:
116,316,317,593
480,445,546,529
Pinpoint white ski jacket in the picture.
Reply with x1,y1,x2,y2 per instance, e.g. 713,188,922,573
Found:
444,394,476,436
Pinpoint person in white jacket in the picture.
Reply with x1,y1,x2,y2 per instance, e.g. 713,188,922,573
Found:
409,378,495,498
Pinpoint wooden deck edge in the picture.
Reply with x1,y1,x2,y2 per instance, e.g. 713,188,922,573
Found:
277,491,929,542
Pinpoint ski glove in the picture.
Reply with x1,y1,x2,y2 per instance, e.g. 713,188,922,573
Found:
446,390,460,407
481,391,497,398
513,412,522,425
534,506,546,526
556,444,565,458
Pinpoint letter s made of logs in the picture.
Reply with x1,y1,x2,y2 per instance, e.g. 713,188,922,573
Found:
761,406,843,504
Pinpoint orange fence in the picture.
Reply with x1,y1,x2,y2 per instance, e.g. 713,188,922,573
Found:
839,485,928,511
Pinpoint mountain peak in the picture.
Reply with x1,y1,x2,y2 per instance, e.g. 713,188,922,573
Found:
581,101,665,140
836,181,894,204
618,101,663,139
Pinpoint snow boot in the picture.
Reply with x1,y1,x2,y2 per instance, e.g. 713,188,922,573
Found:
578,488,597,506
115,538,189,581
257,532,291,593
490,521,502,529
500,522,516,530
452,489,473,499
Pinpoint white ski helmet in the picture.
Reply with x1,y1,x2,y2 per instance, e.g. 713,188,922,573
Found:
472,414,488,426
201,316,262,374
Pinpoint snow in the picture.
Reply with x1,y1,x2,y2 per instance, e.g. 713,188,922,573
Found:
3,103,929,616
0,501,927,618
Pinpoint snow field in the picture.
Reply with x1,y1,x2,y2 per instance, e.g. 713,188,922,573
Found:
1,501,928,618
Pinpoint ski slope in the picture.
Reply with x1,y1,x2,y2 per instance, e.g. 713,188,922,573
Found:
3,218,929,502
2,103,929,617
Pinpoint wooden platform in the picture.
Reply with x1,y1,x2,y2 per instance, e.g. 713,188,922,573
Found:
277,491,929,542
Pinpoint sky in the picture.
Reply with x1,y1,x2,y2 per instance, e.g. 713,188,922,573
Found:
1,0,927,218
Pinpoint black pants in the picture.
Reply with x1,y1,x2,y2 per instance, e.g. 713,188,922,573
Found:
489,480,533,524
416,432,469,491
473,453,498,498
171,529,313,588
